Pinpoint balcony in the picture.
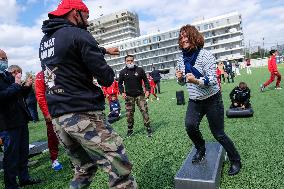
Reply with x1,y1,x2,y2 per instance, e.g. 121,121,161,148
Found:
204,36,243,48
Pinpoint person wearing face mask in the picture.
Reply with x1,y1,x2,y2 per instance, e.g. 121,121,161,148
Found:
0,49,41,189
229,82,251,109
175,25,241,176
118,55,152,137
39,0,137,188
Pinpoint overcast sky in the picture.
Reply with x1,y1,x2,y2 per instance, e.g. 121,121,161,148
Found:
0,0,283,74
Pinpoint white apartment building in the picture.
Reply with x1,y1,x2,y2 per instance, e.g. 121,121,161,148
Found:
193,12,244,61
90,11,244,74
88,10,140,45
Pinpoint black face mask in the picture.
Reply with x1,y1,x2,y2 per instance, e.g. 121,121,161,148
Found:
77,11,89,30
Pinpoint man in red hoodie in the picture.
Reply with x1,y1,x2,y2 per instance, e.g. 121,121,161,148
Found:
34,71,63,171
261,50,282,91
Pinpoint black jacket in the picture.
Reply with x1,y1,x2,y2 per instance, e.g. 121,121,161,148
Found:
229,87,250,106
25,88,37,105
118,65,150,97
40,18,114,117
150,70,161,82
0,71,32,131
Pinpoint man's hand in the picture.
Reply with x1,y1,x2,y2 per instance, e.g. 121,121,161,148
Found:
234,102,238,107
241,105,245,109
186,73,199,85
145,91,150,98
106,47,119,55
122,92,126,99
45,115,52,123
15,73,22,85
176,70,183,80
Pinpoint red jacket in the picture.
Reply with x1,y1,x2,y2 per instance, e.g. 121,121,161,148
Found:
34,71,50,117
102,80,119,96
268,55,278,72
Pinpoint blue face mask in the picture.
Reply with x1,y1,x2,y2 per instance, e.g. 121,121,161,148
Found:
0,60,8,72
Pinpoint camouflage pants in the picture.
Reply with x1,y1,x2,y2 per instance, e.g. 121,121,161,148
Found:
125,95,150,129
52,111,137,189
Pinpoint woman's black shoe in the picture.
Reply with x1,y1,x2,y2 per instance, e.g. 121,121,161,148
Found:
228,161,242,176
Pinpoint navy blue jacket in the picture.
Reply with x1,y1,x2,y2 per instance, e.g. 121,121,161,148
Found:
40,18,114,117
150,70,161,82
0,71,32,131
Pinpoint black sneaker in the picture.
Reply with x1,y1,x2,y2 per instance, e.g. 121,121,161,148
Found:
146,128,153,137
192,148,206,164
126,129,134,137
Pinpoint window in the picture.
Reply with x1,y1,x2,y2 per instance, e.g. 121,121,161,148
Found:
227,19,230,24
143,39,148,44
153,36,157,42
173,32,178,37
204,24,209,30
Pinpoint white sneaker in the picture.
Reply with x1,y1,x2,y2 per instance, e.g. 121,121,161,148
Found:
52,160,63,171
156,97,160,101
275,87,282,90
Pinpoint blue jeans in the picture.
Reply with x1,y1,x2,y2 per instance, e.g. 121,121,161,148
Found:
2,125,30,189
185,92,240,162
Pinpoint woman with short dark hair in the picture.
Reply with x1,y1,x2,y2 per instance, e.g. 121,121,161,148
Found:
176,25,241,176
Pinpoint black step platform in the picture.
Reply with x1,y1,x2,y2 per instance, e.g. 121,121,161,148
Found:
0,141,48,169
226,107,254,118
175,142,225,189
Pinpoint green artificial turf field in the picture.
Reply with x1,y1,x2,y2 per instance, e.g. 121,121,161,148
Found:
1,64,283,189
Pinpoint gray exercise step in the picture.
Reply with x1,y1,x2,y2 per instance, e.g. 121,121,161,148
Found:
175,142,225,189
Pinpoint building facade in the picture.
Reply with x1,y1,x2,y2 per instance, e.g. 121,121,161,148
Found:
193,12,244,61
88,10,140,46
90,11,244,74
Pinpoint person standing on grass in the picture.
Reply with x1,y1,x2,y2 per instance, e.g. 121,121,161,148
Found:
146,73,159,101
0,50,41,189
175,25,241,176
39,0,137,188
245,58,252,74
150,67,162,94
34,71,63,171
261,50,282,91
118,55,153,137
224,60,234,83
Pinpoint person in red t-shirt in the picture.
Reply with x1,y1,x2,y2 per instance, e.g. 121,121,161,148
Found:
216,66,222,89
34,71,63,171
146,73,159,101
261,50,282,91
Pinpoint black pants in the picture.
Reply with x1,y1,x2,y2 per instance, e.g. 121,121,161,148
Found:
154,80,161,94
27,103,39,122
227,72,234,83
185,92,240,162
3,125,30,189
